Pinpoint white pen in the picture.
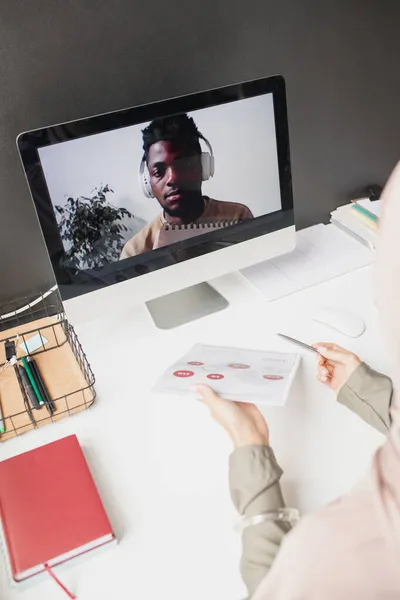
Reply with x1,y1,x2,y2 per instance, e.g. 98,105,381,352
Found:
277,333,319,354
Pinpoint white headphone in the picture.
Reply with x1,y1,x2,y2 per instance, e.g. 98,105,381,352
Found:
139,134,215,199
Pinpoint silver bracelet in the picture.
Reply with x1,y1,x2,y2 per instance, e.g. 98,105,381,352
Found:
235,507,300,533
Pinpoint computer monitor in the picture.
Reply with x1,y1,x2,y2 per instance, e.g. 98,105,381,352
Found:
17,76,295,328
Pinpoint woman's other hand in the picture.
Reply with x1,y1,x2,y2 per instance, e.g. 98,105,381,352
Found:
193,384,269,448
313,343,361,393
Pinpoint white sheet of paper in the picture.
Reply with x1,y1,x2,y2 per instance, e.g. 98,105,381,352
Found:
240,224,373,301
153,343,300,406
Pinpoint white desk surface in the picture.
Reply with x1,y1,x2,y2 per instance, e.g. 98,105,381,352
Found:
0,265,389,600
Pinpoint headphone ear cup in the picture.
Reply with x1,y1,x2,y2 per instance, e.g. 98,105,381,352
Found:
201,152,214,181
140,160,154,198
209,153,215,178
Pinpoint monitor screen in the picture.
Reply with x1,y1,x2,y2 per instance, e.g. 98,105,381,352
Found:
18,76,293,299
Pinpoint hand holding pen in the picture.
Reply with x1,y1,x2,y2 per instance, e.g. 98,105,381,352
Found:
277,333,362,393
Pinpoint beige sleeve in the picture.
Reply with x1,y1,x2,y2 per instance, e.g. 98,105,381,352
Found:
229,445,291,597
120,242,133,259
241,205,254,219
120,229,149,258
337,362,393,434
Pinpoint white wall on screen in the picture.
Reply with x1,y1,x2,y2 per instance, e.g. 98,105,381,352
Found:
38,94,281,231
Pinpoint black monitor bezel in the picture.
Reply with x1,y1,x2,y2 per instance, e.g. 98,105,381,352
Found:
17,75,294,300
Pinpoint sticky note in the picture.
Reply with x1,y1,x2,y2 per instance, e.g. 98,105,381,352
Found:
19,334,49,354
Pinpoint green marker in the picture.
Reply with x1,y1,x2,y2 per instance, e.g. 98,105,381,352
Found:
21,356,44,405
351,202,379,224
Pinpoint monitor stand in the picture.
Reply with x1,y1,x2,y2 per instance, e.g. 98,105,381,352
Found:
145,282,229,329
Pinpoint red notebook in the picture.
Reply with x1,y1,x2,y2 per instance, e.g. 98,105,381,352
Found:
0,435,115,582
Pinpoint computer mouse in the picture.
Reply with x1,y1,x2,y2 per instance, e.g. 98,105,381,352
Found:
312,307,366,338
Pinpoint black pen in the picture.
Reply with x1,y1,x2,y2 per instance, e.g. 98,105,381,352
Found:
13,363,35,426
18,365,41,410
27,356,55,414
4,339,35,426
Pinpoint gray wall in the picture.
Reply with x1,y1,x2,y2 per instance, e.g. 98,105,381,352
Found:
1,0,399,303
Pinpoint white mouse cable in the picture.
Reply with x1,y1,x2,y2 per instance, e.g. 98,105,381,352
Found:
0,285,58,321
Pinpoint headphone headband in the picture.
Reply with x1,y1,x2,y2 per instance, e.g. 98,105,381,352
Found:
198,134,214,157
139,132,215,199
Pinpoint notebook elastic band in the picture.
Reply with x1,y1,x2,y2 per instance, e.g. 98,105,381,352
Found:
44,564,77,599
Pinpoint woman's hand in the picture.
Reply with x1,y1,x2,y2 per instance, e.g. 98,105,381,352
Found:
313,343,361,393
193,384,269,448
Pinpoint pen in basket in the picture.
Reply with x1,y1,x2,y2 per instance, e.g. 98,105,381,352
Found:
21,356,43,406
14,362,36,426
26,356,55,414
5,339,36,426
18,365,41,410
0,289,96,441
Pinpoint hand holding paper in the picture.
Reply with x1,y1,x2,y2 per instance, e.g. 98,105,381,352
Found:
194,384,270,448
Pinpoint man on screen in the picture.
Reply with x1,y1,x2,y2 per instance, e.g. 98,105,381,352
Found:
120,114,253,258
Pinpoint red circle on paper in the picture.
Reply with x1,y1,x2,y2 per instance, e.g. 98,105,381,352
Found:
228,363,250,369
207,373,224,380
173,370,195,378
187,361,204,366
263,374,284,380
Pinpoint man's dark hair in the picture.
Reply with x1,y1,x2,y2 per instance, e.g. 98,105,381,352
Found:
142,114,202,159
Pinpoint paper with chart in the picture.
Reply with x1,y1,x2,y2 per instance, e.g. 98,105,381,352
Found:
240,223,374,301
153,343,300,406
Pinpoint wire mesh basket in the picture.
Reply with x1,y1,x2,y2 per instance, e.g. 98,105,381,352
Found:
0,289,96,442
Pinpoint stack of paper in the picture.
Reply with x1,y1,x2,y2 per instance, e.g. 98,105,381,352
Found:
239,224,373,302
330,199,380,250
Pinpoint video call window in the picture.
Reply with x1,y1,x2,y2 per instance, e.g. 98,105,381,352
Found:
37,94,282,271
